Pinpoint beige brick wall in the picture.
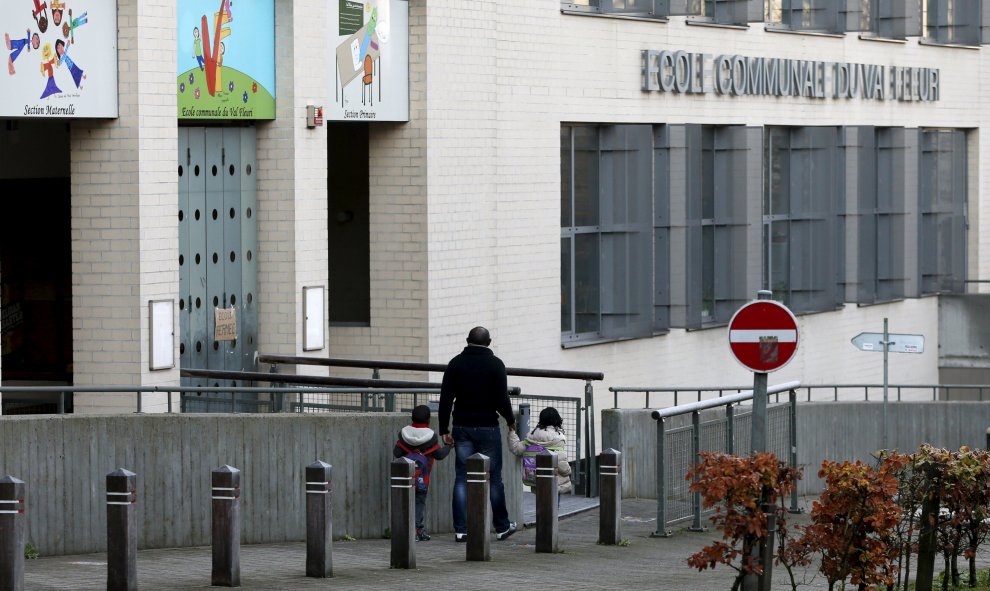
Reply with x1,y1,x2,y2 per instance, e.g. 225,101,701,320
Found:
329,0,430,381
69,0,179,413
255,0,329,377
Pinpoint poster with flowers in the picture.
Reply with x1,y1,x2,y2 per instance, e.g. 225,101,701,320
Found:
0,0,117,118
177,0,275,120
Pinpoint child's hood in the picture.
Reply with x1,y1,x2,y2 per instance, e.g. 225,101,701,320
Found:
526,427,566,447
400,424,437,447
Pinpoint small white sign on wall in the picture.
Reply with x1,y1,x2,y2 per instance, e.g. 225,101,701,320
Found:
149,300,174,370
303,286,325,351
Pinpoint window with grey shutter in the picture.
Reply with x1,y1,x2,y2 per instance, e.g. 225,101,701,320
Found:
657,124,697,329
841,0,871,32
781,0,841,31
599,125,655,339
925,0,980,44
601,0,661,16
874,128,910,301
919,129,967,294
653,125,672,332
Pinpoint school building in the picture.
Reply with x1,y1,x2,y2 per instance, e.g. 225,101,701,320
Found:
0,0,988,415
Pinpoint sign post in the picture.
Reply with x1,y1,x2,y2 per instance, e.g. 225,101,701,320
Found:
851,319,925,450
728,291,799,453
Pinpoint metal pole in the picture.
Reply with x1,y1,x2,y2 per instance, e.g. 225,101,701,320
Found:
598,449,622,545
306,461,333,577
535,451,560,553
389,458,416,569
0,475,25,591
689,411,705,532
106,469,137,591
752,372,768,454
726,404,735,455
168,391,173,413
651,418,671,537
135,391,142,414
211,465,241,587
585,380,598,498
466,453,491,562
789,390,800,513
881,317,890,450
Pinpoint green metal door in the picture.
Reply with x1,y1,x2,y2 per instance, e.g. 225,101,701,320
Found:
178,127,259,411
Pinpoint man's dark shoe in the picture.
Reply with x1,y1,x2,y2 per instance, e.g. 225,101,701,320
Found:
454,533,467,542
495,522,517,541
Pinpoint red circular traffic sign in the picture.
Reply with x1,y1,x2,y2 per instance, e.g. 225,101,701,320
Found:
728,300,799,373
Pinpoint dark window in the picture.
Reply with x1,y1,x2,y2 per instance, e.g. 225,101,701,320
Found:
328,122,370,325
919,129,967,293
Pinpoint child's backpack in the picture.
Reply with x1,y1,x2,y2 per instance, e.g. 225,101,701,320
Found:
398,441,439,492
522,442,563,487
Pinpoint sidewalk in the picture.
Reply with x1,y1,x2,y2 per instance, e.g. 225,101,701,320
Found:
14,498,901,590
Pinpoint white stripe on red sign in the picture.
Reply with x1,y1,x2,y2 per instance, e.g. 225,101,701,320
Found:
729,329,798,343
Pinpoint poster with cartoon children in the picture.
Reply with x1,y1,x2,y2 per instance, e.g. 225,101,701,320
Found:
0,0,116,117
177,0,275,120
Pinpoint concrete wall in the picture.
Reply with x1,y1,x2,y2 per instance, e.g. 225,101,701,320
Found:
0,414,523,556
603,402,990,499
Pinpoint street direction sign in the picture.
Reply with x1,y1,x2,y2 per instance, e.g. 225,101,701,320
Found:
850,332,925,354
728,300,799,373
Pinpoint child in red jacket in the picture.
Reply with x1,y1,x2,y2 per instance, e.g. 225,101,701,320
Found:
393,405,451,541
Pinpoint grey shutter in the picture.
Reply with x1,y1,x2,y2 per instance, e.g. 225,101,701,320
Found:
712,126,754,322
719,0,750,23
599,125,653,339
668,0,702,15
660,124,699,329
953,0,980,44
788,127,840,312
844,126,877,303
876,128,908,301
901,0,922,36
841,0,869,32
983,0,990,43
653,126,671,331
918,130,966,294
900,129,921,297
602,0,661,15
928,0,951,42
747,0,765,21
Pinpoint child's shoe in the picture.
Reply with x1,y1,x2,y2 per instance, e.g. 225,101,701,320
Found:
415,529,431,541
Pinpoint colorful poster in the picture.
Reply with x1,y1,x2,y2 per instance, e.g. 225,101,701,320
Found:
0,0,117,118
177,0,275,120
328,0,408,122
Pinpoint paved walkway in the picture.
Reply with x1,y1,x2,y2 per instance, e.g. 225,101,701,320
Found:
21,498,984,590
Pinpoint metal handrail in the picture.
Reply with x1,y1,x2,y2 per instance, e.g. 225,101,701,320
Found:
256,354,605,381
612,383,990,407
651,381,801,420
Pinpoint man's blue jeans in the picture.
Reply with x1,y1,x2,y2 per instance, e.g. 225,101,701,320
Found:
452,425,511,534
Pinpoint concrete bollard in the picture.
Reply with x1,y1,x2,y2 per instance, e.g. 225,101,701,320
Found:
389,457,416,569
0,475,25,591
305,461,333,578
106,469,138,591
535,450,559,553
598,449,622,545
211,465,241,587
466,453,491,562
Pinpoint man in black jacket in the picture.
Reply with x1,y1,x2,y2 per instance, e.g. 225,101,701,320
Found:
439,326,517,542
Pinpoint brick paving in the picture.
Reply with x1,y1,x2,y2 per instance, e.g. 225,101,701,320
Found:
22,497,990,590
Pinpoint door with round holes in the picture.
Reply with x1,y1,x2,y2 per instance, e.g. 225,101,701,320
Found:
178,127,259,411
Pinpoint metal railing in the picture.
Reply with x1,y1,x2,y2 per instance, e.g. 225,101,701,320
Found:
650,381,801,537
256,355,605,497
611,383,990,408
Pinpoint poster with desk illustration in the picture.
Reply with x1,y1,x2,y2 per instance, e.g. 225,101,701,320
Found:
329,0,408,122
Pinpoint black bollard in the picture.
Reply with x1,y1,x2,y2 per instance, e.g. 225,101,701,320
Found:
535,450,559,553
305,461,333,578
389,457,416,569
0,475,25,591
466,453,491,562
211,465,241,587
106,469,138,591
598,449,622,545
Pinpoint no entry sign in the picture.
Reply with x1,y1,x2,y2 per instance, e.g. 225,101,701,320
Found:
728,300,799,373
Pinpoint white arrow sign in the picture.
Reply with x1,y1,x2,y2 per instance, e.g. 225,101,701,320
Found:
850,332,925,354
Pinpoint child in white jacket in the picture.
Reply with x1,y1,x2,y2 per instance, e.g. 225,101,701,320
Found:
508,407,572,494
